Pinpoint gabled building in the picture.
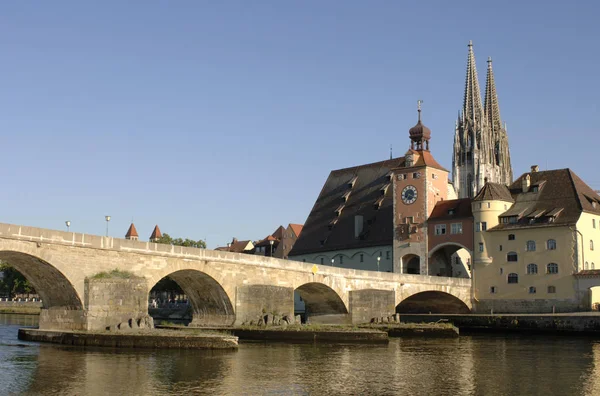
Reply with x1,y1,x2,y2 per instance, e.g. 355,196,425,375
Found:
215,238,255,254
288,155,401,271
290,105,467,275
473,167,600,312
256,224,304,259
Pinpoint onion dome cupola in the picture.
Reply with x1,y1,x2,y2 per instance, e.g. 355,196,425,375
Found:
409,100,431,151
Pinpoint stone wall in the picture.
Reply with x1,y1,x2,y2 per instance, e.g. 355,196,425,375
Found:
85,277,149,331
474,298,585,314
349,289,395,324
39,308,86,331
234,285,293,326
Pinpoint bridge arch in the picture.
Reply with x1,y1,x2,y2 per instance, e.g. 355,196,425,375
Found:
148,269,235,326
0,250,82,310
295,282,348,323
396,290,470,314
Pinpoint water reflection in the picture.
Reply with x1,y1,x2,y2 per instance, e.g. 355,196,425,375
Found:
1,314,600,395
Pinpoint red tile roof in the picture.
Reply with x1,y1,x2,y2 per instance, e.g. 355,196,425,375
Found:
150,225,162,240
289,223,303,237
125,223,139,238
429,198,473,221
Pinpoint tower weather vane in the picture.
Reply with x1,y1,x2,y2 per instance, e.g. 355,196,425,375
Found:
417,100,423,121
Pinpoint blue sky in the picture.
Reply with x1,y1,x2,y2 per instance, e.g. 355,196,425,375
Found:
2,1,599,248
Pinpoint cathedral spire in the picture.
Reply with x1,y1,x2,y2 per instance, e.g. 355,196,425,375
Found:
463,41,484,125
484,56,502,134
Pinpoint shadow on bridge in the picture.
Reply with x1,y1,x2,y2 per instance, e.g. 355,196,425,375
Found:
295,282,349,324
0,251,82,310
149,270,235,326
396,291,471,314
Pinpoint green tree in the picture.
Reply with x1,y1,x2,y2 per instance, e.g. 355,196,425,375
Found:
150,233,206,298
153,233,206,249
0,262,36,298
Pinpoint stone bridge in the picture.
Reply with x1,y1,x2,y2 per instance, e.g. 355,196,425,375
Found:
0,223,471,330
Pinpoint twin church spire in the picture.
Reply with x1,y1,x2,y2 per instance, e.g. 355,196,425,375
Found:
453,41,513,198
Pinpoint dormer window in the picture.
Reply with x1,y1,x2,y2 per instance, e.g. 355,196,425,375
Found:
385,171,393,181
380,183,390,196
348,176,358,188
532,186,539,193
448,209,455,215
342,190,351,202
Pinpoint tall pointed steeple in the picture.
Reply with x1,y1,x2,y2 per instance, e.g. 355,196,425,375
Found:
463,40,484,125
484,57,501,134
453,41,512,199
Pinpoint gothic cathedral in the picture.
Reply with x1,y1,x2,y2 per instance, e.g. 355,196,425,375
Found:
452,41,513,198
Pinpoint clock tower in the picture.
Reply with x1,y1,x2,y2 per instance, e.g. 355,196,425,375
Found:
393,102,450,274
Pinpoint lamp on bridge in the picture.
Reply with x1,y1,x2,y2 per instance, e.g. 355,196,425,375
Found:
377,256,381,272
65,221,71,232
269,239,274,257
331,258,334,267
105,215,111,237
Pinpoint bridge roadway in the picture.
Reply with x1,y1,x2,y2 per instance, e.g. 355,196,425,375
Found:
0,223,471,331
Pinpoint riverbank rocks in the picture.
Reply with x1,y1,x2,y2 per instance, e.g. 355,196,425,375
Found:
241,314,299,327
370,314,400,324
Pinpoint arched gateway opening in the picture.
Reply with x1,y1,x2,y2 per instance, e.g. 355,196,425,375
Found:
149,270,234,327
295,283,348,324
402,254,421,274
428,243,472,278
0,251,82,310
396,291,470,314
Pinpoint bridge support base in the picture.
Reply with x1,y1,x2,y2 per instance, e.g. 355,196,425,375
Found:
234,285,294,326
349,289,395,324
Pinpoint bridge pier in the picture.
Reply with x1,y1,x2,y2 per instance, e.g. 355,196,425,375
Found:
349,289,396,324
234,285,294,326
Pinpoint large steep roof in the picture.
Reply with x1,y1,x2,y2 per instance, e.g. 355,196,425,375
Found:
289,157,404,256
490,168,600,230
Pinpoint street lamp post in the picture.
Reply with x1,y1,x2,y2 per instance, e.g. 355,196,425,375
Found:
65,221,71,232
377,256,381,272
331,258,334,267
105,215,111,237
269,240,274,257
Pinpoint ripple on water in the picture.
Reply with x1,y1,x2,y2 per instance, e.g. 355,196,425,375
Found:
1,315,600,395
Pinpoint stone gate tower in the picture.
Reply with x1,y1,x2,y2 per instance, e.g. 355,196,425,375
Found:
452,41,513,198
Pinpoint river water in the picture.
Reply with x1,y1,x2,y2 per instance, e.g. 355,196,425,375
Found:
2,314,600,396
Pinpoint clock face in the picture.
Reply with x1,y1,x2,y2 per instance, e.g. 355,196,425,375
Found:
401,185,418,205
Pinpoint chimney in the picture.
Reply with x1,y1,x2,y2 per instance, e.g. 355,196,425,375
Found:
232,238,238,244
354,215,364,238
522,174,531,193
531,165,539,173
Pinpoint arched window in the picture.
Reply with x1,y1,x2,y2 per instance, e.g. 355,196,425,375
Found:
548,285,556,293
591,240,595,251
547,263,559,274
547,239,557,250
508,273,519,284
527,263,538,274
526,240,536,251
507,252,518,262
593,263,596,270
585,261,589,270
529,286,536,294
